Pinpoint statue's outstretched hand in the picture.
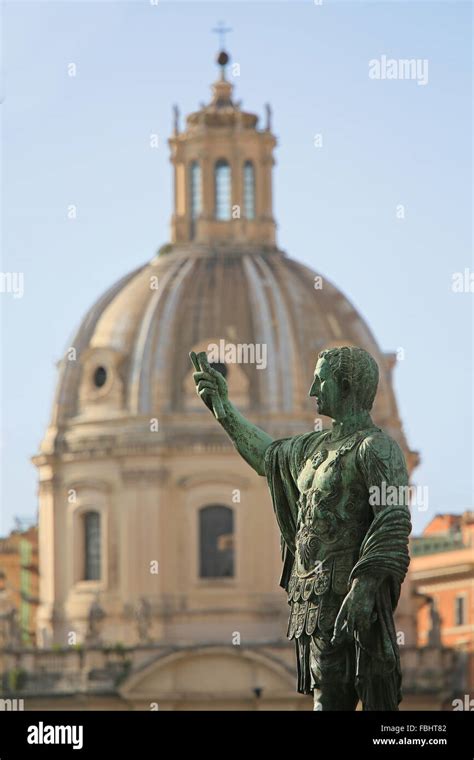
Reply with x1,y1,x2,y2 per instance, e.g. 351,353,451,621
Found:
191,352,228,417
331,577,377,646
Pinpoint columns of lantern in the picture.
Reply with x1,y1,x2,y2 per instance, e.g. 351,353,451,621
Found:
168,104,277,246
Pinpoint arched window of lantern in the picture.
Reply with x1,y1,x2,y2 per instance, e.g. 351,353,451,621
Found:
243,160,255,220
215,159,231,221
83,511,101,581
189,161,201,239
199,505,234,578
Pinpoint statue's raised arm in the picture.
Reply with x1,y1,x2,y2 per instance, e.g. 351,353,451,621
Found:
190,350,273,476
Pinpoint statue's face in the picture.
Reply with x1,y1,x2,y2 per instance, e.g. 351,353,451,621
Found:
308,357,344,419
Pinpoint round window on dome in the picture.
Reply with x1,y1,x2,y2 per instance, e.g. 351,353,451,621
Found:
93,366,108,389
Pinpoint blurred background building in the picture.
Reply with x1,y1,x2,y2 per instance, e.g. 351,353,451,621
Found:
0,50,470,711
411,512,474,695
0,522,39,649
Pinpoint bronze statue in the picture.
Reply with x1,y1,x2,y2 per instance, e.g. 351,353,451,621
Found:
191,346,411,710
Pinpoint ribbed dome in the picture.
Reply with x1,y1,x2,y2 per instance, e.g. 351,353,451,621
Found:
45,244,407,455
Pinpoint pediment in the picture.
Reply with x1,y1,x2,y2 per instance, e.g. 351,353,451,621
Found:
119,646,294,702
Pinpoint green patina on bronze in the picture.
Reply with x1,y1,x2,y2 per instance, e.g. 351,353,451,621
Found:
191,346,411,711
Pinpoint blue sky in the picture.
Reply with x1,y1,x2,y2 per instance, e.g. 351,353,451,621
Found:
1,1,472,536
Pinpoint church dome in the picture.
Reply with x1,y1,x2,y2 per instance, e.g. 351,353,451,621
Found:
45,242,408,454
41,49,413,461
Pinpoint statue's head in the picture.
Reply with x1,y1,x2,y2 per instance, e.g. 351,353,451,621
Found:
309,346,379,419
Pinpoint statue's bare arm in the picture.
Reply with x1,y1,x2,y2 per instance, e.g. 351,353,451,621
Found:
192,364,273,476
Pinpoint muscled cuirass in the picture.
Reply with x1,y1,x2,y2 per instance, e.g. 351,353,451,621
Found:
286,428,375,640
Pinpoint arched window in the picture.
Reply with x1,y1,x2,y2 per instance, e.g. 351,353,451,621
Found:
243,161,255,219
215,159,231,220
84,511,101,580
189,161,201,239
199,505,234,578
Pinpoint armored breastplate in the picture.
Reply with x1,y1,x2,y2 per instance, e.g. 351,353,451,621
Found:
296,431,371,568
287,428,374,641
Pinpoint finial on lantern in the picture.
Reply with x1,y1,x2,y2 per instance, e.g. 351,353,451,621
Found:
212,21,232,79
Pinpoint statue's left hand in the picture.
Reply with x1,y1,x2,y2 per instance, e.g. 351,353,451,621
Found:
331,576,378,646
